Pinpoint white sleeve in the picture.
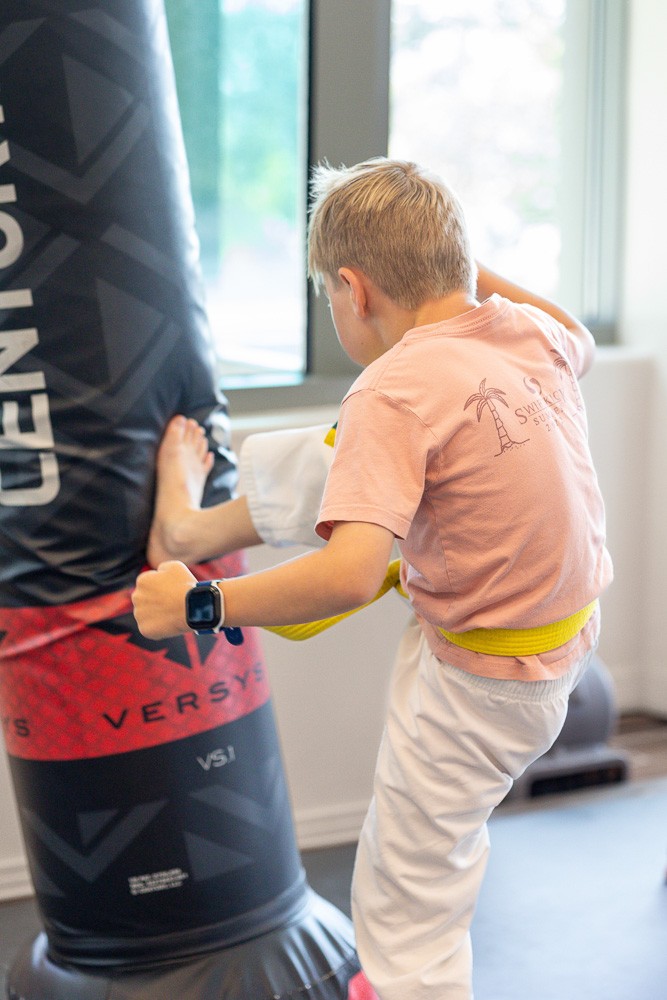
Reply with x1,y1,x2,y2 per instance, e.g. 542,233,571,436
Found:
238,424,334,548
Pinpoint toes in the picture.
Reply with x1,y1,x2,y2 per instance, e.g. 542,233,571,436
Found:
165,414,187,439
162,416,211,467
182,419,211,462
182,417,203,442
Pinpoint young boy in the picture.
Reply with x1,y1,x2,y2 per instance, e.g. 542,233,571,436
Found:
133,158,612,999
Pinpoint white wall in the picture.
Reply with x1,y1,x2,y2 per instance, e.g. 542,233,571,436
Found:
618,0,667,713
1,0,664,899
581,348,653,710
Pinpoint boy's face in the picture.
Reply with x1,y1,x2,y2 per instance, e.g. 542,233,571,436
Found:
324,273,383,368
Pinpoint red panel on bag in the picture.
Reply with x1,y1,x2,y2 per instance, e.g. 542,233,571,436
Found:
0,583,270,762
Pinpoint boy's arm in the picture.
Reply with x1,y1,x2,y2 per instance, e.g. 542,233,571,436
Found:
133,520,395,640
476,264,595,373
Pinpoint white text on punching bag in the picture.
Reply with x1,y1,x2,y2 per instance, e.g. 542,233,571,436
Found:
0,104,59,506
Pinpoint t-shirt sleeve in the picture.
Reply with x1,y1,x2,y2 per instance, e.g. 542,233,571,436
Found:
522,304,596,378
316,389,433,541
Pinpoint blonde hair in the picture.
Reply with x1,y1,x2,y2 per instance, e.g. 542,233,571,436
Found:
308,158,475,309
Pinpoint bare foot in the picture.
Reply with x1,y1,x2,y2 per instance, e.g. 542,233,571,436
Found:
146,415,214,567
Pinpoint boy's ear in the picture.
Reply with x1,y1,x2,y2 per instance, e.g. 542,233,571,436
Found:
338,267,369,318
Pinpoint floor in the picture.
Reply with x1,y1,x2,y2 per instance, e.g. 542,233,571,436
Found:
1,713,665,996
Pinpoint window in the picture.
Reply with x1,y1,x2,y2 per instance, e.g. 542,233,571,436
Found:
391,1,568,301
165,0,625,410
165,0,310,387
390,0,626,341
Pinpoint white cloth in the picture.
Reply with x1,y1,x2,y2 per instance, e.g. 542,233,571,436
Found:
351,618,595,1000
240,424,332,549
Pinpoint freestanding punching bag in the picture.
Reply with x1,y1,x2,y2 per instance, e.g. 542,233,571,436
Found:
0,3,374,997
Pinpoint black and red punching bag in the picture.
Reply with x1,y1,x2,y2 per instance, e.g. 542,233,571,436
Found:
0,2,374,997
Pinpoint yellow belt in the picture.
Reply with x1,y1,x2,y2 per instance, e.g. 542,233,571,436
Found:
265,559,597,655
438,601,598,655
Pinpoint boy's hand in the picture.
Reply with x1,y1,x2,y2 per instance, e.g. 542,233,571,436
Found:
132,560,196,640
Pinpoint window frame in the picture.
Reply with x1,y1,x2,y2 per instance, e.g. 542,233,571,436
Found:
559,0,627,342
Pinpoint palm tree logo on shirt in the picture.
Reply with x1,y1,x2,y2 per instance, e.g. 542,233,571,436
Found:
464,379,529,456
551,350,583,410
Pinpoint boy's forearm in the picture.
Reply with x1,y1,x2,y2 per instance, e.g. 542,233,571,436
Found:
221,521,394,628
134,521,395,640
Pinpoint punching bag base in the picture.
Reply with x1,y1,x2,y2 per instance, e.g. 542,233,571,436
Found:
7,889,370,1000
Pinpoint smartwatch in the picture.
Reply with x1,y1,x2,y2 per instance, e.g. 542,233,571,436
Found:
185,580,225,635
185,581,245,645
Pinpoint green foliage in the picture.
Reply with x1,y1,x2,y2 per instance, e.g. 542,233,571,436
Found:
164,0,306,261
220,6,304,246
164,0,221,205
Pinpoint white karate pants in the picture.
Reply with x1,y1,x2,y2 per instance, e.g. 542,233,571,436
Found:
351,618,594,1000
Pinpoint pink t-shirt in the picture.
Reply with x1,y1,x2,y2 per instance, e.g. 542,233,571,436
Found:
317,295,613,681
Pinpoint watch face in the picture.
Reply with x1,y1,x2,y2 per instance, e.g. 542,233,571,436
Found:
186,585,221,630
